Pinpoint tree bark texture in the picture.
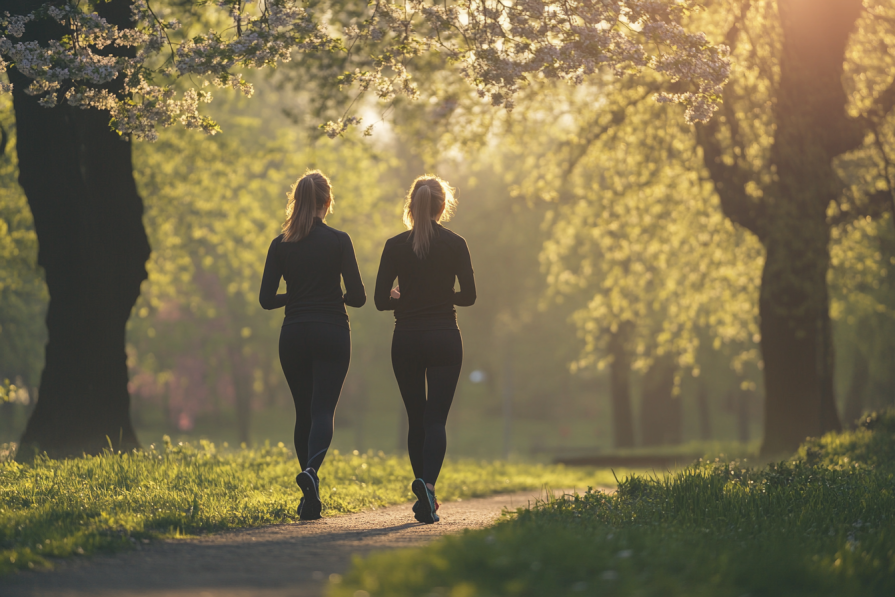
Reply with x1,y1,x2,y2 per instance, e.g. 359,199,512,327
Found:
697,0,888,456
8,0,151,460
607,323,635,449
756,0,861,455
639,354,680,446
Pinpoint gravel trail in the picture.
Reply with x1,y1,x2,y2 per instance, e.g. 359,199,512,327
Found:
5,488,589,597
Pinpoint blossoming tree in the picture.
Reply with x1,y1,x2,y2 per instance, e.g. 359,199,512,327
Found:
0,0,729,459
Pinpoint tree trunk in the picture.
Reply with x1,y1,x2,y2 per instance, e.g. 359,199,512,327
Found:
228,345,253,446
736,388,751,443
697,1,877,456
757,233,840,454
639,354,680,447
1,401,14,439
9,0,150,460
757,0,861,456
607,323,635,449
501,350,514,460
351,370,369,452
842,343,869,429
696,381,712,441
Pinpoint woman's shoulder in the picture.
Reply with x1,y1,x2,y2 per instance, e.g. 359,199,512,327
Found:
316,222,353,243
435,225,468,246
385,230,412,245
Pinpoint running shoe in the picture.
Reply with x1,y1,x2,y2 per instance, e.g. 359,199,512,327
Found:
411,478,440,524
296,468,322,520
411,497,440,518
296,496,305,517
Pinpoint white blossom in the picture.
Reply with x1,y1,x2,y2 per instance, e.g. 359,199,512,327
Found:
0,0,730,139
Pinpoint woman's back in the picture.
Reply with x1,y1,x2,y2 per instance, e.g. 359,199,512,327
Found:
375,224,475,329
260,218,364,328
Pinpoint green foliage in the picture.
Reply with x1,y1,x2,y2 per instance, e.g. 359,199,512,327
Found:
797,409,895,471
0,440,615,575
830,215,895,411
334,413,895,597
0,106,47,389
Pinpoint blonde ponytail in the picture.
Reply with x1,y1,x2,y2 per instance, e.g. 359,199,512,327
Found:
403,175,456,259
283,170,332,242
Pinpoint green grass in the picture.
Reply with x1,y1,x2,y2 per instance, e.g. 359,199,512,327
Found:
332,411,895,597
0,437,620,575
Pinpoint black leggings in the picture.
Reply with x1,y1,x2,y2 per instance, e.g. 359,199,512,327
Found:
279,322,350,472
391,329,463,486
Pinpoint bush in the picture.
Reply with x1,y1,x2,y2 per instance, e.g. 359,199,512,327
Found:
796,409,895,471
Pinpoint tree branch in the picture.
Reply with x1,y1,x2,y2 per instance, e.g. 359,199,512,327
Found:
866,75,895,123
693,0,764,236
561,84,656,179
828,190,892,227
695,118,764,235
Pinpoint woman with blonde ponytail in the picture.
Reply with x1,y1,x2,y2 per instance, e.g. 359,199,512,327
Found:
259,170,365,520
374,175,476,524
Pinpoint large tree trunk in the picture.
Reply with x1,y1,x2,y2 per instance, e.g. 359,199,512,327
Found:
696,1,880,457
607,322,635,449
757,230,839,454
9,0,150,460
639,354,680,446
757,0,862,456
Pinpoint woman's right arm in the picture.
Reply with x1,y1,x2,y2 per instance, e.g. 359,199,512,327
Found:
374,242,400,311
340,233,366,308
259,237,288,310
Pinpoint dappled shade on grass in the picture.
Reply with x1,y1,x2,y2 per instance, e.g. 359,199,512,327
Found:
0,439,617,575
333,411,895,597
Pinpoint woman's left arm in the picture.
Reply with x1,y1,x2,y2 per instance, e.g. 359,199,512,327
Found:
453,238,477,307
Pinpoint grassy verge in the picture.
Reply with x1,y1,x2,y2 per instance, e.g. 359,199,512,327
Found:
607,439,761,461
0,438,620,575
333,412,895,597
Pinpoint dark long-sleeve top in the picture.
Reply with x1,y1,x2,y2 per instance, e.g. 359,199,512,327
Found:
259,218,365,329
374,223,476,330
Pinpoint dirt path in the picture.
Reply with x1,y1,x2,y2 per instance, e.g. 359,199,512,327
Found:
6,488,589,597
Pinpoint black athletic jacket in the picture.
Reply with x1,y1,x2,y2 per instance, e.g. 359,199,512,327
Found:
259,218,365,329
374,224,476,330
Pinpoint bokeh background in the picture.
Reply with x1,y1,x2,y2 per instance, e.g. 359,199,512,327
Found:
3,15,894,458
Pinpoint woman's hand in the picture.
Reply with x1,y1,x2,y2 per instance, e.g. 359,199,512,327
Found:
390,286,401,299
